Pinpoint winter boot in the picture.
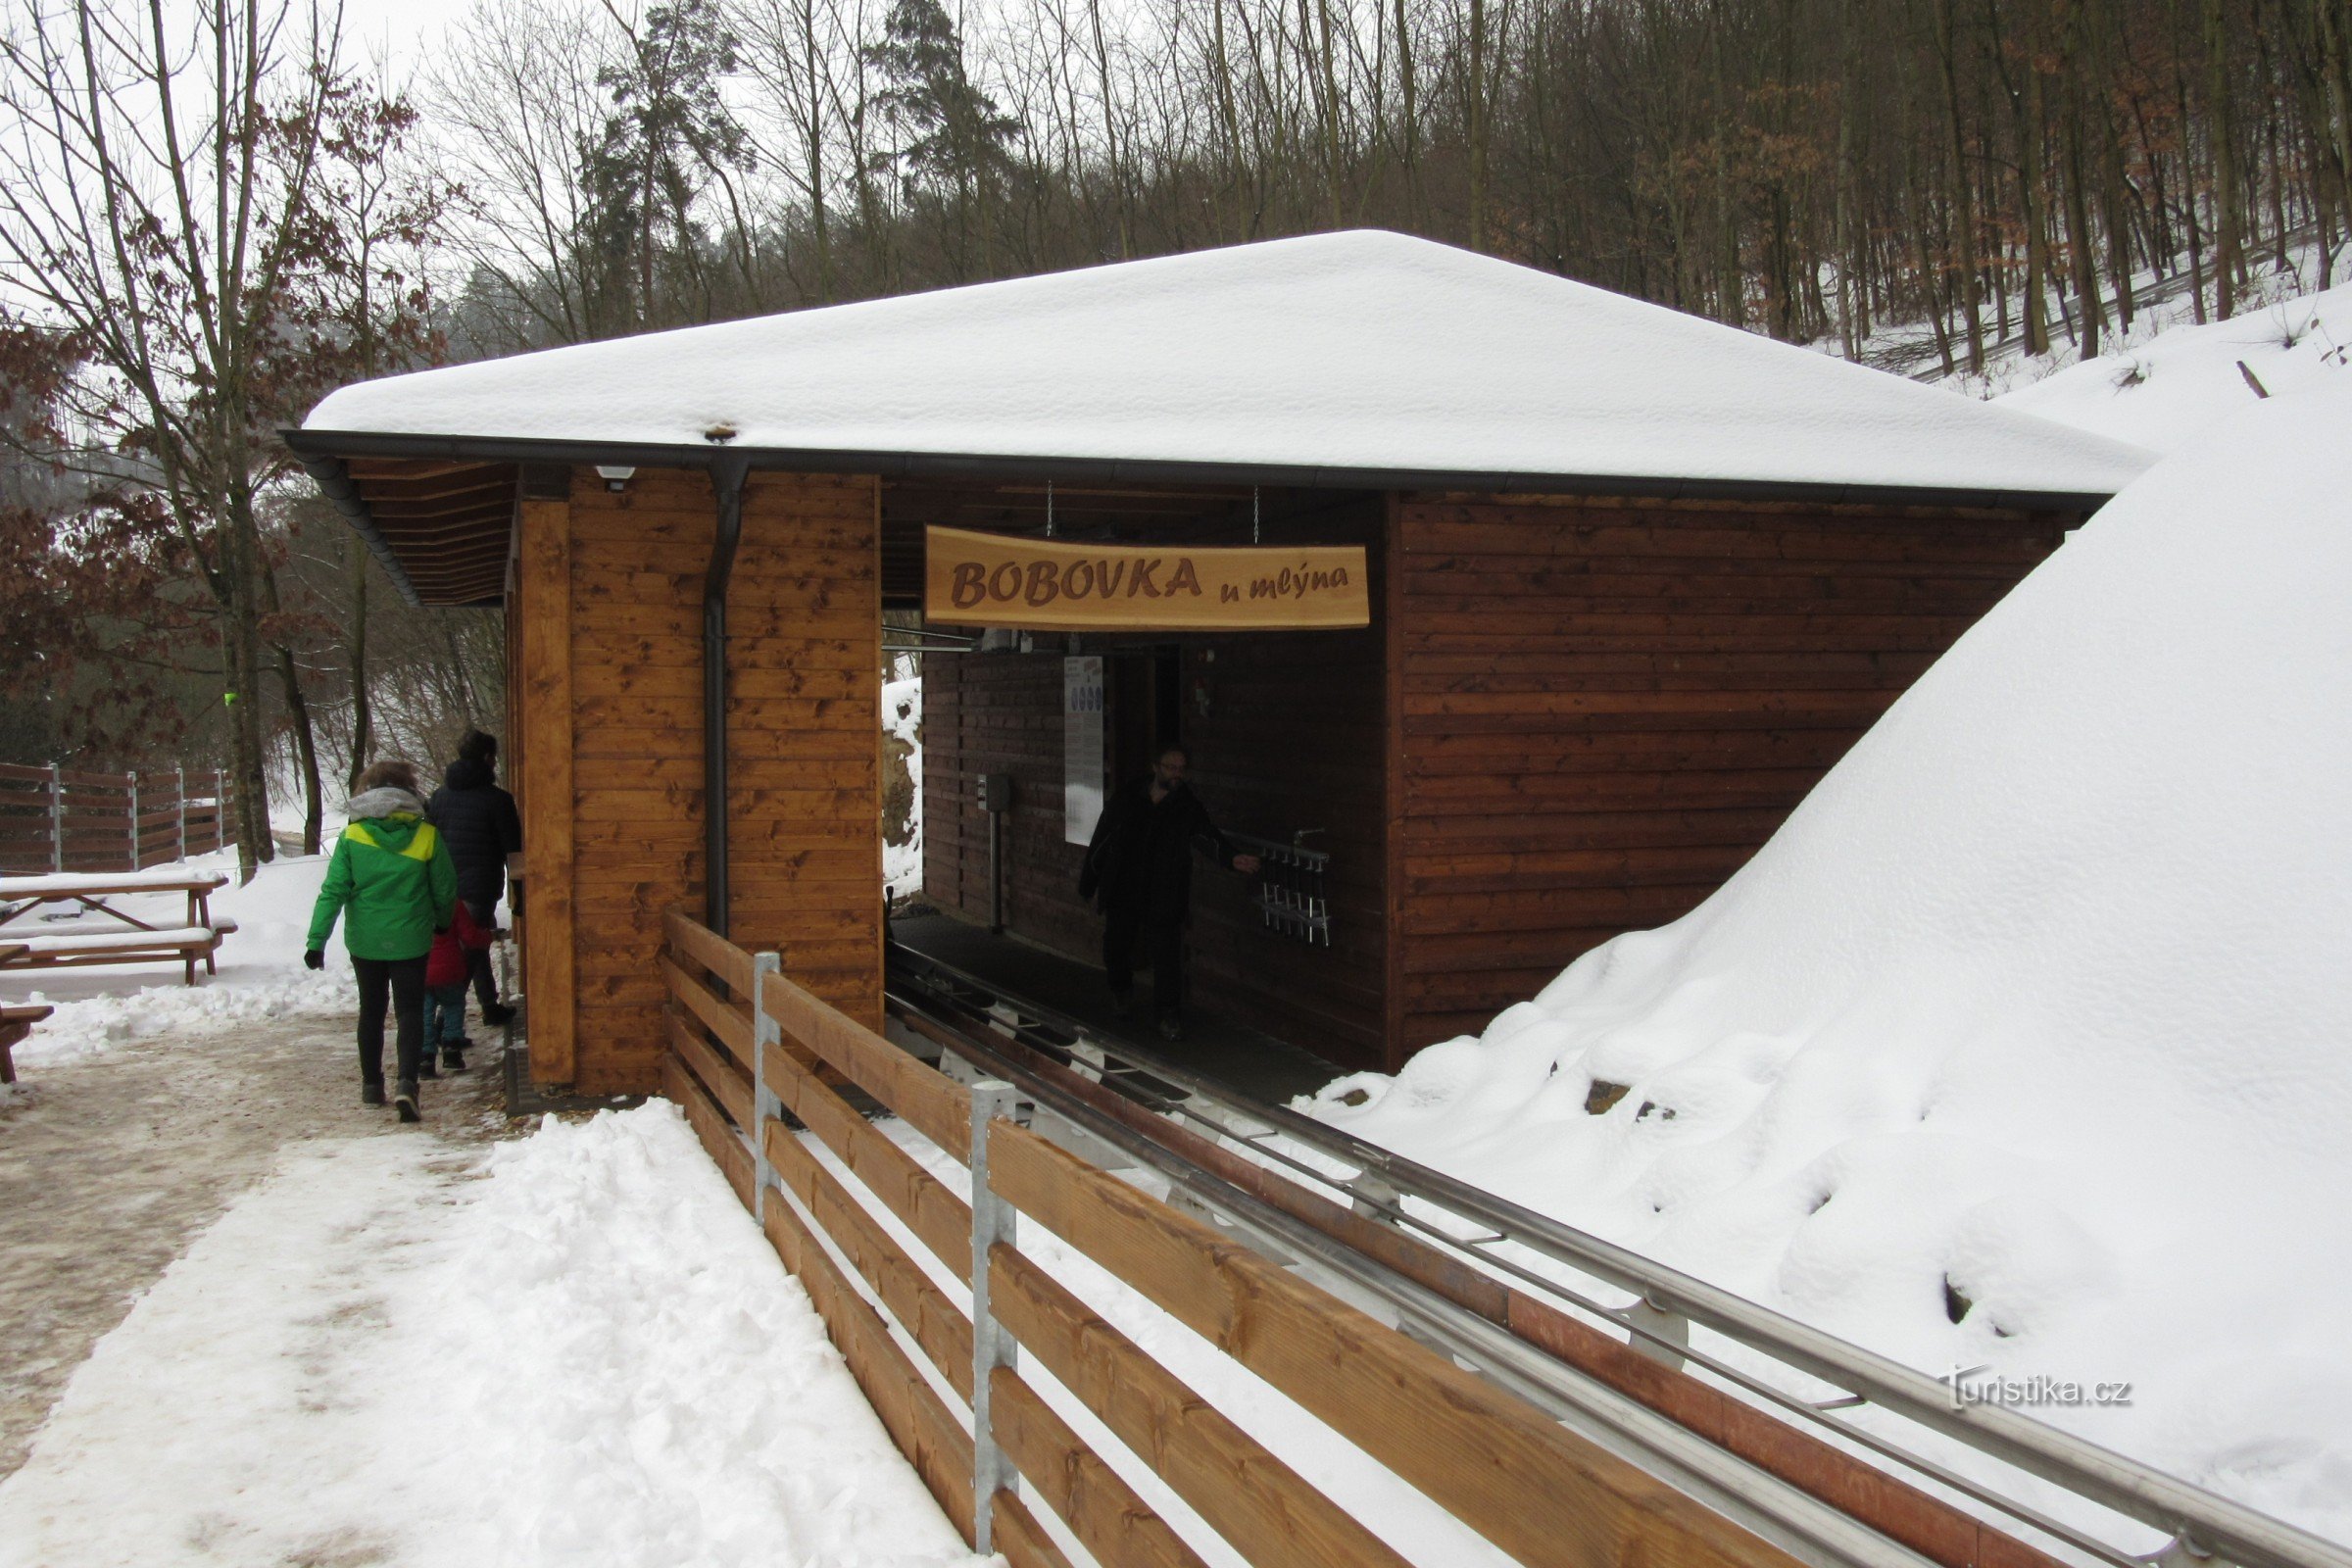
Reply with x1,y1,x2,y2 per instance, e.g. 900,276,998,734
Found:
480,1003,515,1027
361,1079,386,1107
440,1046,466,1074
394,1080,420,1123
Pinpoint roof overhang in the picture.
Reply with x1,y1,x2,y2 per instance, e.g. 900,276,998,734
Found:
287,426,2123,611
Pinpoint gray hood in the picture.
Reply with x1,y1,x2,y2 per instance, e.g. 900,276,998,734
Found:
345,786,427,821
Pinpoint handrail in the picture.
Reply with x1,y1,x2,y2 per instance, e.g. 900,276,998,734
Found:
884,941,2352,1568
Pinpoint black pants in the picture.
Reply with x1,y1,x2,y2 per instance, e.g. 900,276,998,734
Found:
1102,901,1186,1020
352,955,427,1087
464,898,501,1014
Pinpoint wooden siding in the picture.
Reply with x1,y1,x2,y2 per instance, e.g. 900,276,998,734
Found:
1385,492,2068,1055
514,466,883,1095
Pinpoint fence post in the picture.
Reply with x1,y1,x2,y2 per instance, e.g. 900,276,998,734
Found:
967,1077,1030,1556
747,951,782,1224
175,765,187,861
47,762,63,873
128,771,140,871
212,770,224,854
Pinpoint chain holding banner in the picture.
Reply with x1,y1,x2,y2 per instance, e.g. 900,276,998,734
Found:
923,523,1370,632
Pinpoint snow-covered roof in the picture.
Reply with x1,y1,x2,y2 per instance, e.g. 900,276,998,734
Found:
304,231,2153,502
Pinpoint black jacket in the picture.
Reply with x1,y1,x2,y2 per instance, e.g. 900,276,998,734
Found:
426,756,522,909
1078,775,1238,922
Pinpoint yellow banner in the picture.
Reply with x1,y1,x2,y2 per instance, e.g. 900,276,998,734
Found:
924,524,1370,632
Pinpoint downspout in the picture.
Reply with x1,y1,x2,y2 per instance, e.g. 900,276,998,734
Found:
704,456,752,936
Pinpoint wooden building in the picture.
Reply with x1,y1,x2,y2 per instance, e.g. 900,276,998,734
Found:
292,231,2150,1090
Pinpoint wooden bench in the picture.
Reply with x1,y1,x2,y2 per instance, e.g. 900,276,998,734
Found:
2,921,239,986
1,1001,52,1085
0,872,236,986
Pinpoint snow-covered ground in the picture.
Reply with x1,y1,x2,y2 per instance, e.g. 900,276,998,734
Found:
1,849,987,1566
0,1105,984,1567
1992,277,2352,453
1304,334,2352,1542
1,851,345,1080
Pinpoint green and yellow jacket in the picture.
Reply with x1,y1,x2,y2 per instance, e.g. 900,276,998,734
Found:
307,787,459,961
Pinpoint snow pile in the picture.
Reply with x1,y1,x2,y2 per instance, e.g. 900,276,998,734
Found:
307,231,2150,502
2,852,345,1068
1995,280,2352,453
0,1104,984,1567
1305,377,2352,1544
884,674,923,899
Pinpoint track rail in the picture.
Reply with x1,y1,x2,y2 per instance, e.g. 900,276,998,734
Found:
884,940,2351,1568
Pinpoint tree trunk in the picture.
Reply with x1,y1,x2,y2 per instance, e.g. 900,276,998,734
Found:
346,532,371,792
1468,0,1490,251
2205,0,2240,318
1936,0,1984,368
2057,0,2104,357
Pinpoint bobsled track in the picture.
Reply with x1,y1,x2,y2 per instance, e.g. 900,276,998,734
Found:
652,908,2351,1568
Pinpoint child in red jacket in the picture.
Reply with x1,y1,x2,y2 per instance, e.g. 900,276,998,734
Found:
421,902,493,1076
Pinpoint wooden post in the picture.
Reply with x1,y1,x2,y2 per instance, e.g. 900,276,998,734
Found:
517,472,576,1084
47,762,62,873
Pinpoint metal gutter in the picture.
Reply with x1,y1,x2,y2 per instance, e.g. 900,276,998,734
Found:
703,455,751,938
281,426,2126,515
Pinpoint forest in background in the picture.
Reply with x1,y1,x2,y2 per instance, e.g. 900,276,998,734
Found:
2,0,2346,874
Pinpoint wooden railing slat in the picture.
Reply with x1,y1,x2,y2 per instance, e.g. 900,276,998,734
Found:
760,1179,1072,1568
990,1242,1410,1568
768,1121,1202,1568
664,1055,753,1210
988,1122,1803,1568
660,953,754,1060
761,1041,974,1283
662,907,756,995
663,1005,752,1130
762,968,970,1159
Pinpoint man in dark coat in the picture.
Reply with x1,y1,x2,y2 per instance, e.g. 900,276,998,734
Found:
1078,746,1259,1040
425,728,522,1028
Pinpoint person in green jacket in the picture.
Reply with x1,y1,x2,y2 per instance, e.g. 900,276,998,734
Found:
306,760,458,1121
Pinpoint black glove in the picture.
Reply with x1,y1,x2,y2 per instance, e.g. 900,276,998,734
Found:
303,949,324,970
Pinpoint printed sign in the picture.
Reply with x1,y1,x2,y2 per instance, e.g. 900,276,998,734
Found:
924,524,1370,631
1063,656,1104,846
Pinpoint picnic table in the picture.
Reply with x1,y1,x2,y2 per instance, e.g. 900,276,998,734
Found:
1,1001,52,1084
0,869,237,986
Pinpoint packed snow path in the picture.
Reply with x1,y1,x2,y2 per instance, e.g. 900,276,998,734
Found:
0,856,983,1567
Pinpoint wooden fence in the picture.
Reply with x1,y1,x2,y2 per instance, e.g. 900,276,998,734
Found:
657,909,1801,1568
0,764,233,876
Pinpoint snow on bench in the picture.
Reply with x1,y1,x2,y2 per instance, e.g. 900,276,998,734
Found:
0,921,239,986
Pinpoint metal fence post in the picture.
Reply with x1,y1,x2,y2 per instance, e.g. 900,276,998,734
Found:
213,769,225,853
47,762,63,872
748,952,782,1223
127,772,139,870
174,765,187,861
967,1077,1029,1556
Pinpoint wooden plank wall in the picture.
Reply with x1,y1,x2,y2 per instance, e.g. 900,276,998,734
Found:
1387,491,2069,1055
514,465,883,1095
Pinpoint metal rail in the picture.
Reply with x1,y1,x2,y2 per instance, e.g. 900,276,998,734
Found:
884,941,2352,1568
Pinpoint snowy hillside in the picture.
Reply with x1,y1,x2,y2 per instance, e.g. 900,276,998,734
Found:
1307,374,2352,1542
1993,278,2352,452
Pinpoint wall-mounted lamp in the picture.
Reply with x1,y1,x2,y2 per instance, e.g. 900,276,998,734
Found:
595,465,636,492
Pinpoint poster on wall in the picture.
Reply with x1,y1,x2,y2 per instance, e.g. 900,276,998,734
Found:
1064,656,1105,846
925,524,1369,631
